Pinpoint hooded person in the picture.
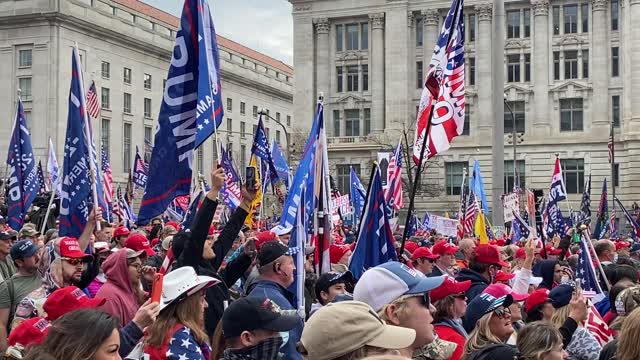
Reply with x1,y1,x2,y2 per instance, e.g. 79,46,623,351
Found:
456,245,509,302
536,259,561,290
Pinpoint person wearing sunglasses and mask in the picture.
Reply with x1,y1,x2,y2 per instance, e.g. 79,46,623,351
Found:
430,277,472,360
456,244,510,302
411,247,440,276
462,293,517,360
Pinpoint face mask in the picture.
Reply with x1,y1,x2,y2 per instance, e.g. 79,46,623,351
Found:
613,254,619,264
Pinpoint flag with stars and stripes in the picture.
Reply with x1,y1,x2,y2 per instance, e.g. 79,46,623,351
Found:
162,326,211,360
101,145,114,222
463,191,478,234
385,141,404,211
6,98,39,230
36,161,48,195
133,146,148,188
577,232,604,297
512,210,530,241
85,80,100,119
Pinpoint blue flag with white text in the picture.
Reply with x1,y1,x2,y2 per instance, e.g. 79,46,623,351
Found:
251,116,279,184
350,167,366,224
272,140,290,186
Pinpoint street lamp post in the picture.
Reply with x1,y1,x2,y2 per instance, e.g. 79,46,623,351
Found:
257,108,291,165
504,95,517,190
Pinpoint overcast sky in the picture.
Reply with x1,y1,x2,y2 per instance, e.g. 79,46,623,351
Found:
143,0,294,65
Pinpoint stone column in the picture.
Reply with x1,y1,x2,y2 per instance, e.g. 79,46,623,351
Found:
531,0,550,134
422,9,440,69
370,13,385,133
591,0,609,128
630,0,640,128
314,18,331,98
408,12,416,119
476,3,493,136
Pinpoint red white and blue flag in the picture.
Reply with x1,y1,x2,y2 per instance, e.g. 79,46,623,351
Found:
86,80,100,119
220,142,241,210
101,145,114,222
614,197,640,238
133,146,148,188
385,141,403,211
413,0,465,164
37,161,48,195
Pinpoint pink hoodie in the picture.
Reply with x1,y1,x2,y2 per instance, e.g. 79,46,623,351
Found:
96,249,139,327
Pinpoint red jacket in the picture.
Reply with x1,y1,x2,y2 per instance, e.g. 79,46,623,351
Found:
434,324,466,360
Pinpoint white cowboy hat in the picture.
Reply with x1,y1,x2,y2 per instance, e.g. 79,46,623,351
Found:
160,266,220,310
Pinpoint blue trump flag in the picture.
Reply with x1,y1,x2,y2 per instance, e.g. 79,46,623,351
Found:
138,0,224,224
469,160,489,215
251,116,278,183
271,140,290,186
350,167,366,224
349,163,398,280
6,98,39,230
60,47,107,237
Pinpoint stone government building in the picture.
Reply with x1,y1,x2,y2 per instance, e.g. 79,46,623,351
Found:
0,0,293,190
290,0,639,221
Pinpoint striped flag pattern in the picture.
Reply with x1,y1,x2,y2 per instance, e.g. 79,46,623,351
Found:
101,145,114,218
86,80,100,119
463,192,478,234
386,142,404,210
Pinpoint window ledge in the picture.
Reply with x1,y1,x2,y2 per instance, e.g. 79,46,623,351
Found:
17,65,32,69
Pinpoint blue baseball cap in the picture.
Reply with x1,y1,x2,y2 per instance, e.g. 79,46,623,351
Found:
10,240,39,260
353,261,446,311
463,293,513,333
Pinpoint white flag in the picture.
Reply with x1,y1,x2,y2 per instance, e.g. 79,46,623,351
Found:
47,138,61,194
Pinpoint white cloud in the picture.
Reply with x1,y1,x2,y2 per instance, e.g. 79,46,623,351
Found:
142,0,293,65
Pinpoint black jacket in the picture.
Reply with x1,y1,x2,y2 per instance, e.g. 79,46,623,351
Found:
467,344,518,360
456,268,490,302
429,265,445,277
537,259,559,290
175,196,252,337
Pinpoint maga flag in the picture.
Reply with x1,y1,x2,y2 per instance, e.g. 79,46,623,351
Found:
251,116,278,184
138,0,224,224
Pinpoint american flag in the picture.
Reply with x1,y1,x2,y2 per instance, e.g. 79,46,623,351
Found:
577,232,604,298
608,123,614,164
463,191,478,234
86,80,100,119
101,145,114,219
386,142,403,211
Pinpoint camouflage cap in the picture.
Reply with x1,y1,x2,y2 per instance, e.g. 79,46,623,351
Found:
413,336,457,360
612,286,640,330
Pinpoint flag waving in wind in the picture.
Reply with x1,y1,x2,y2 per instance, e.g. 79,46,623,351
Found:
133,146,148,188
579,173,592,226
138,0,224,224
251,116,278,182
592,178,609,239
37,161,48,195
47,138,61,195
386,141,404,210
413,0,465,163
350,167,366,225
545,157,568,238
86,80,100,119
6,98,39,230
271,140,290,187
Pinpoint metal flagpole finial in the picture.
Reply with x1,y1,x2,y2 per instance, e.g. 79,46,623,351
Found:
555,153,560,158
318,92,324,104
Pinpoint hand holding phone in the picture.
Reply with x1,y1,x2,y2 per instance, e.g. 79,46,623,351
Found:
151,273,164,304
245,166,256,190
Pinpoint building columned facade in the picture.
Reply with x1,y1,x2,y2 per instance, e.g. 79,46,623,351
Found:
290,0,639,218
0,0,293,189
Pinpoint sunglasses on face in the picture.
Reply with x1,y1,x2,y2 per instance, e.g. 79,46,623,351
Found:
493,306,511,319
61,258,85,267
414,293,431,308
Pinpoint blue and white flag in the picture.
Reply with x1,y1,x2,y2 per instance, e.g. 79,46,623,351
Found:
6,98,39,230
271,140,290,187
251,116,279,184
469,160,489,215
577,232,604,299
288,187,306,317
422,211,431,229
133,146,148,188
138,0,224,224
59,48,107,237
47,138,61,195
350,167,366,224
349,163,398,280
220,143,241,210
512,210,530,241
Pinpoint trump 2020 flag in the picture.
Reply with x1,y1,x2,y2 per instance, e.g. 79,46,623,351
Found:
413,0,465,164
251,116,278,183
220,143,241,210
349,163,398,279
350,167,366,224
133,146,148,188
6,98,39,230
138,0,224,224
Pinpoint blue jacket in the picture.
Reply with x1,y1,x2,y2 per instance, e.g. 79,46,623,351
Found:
248,279,303,360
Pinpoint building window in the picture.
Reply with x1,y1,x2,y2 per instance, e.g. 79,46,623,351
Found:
123,93,132,114
462,107,470,136
346,65,359,92
445,162,466,195
504,101,526,134
581,3,588,32
469,57,476,86
276,130,281,143
252,125,257,137
416,61,424,89
240,145,246,175
144,125,152,163
336,24,343,51
611,0,619,31
564,50,578,79
613,163,620,187
336,66,343,93
123,67,131,84
507,10,520,38
240,102,246,115
336,165,359,194
101,87,110,109
227,98,232,112
361,23,369,49
226,118,232,132
524,9,531,37
101,118,110,159
561,159,584,193
553,52,560,80
553,6,560,35
101,61,110,79
275,112,281,123
265,128,270,140
560,98,584,131
507,54,520,83
252,105,258,118
504,160,526,191
18,49,32,68
364,108,371,135
416,16,423,46
18,77,32,98
524,53,531,82
611,47,619,77
333,110,340,137
345,24,359,50
144,98,151,118
345,109,360,136
144,73,152,90
564,5,578,33
582,49,589,78
469,14,476,42
123,123,132,173
240,121,246,137
612,95,620,128
362,64,369,91
286,115,291,126
196,147,203,173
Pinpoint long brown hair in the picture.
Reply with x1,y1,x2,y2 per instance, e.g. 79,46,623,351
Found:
146,290,208,347
433,295,457,323
617,307,640,360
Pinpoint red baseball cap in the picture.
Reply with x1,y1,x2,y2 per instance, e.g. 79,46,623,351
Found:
125,233,155,256
430,277,471,303
474,244,509,267
329,244,351,264
59,237,92,260
544,244,563,255
113,226,130,238
412,247,440,260
166,221,181,232
7,317,50,347
515,247,526,259
484,283,529,302
43,286,106,321
404,241,419,254
255,231,277,250
616,241,631,250
495,271,515,282
524,288,550,313
432,240,458,256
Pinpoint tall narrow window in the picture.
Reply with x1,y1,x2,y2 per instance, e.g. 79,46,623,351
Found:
469,14,476,41
361,23,369,49
613,163,620,187
123,123,132,173
553,52,560,80
240,102,246,115
336,25,343,51
524,53,531,82
144,126,152,162
345,24,358,50
226,118,232,132
252,105,258,118
240,121,246,137
101,61,110,79
286,115,291,126
524,9,531,37
462,106,470,135
144,73,152,90
362,64,369,91
123,68,131,84
469,57,476,86
564,5,578,33
18,49,32,68
144,98,151,118
123,93,132,113
345,109,360,136
364,108,371,135
581,3,589,32
564,50,578,79
18,77,32,98
101,87,110,109
101,118,110,159
611,47,619,77
504,160,526,191
240,145,246,176
611,0,619,31
336,66,343,93
582,49,589,78
507,54,520,83
333,110,340,137
346,65,358,92
445,162,466,195
507,10,520,38
553,6,560,35
504,101,526,133
416,16,423,46
560,98,584,131
416,61,424,89
612,95,620,128
227,98,233,112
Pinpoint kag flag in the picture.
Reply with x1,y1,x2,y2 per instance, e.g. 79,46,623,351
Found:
133,146,148,188
6,98,39,230
220,143,241,210
138,0,224,224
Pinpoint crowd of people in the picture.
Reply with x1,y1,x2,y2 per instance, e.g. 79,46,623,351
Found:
0,166,639,360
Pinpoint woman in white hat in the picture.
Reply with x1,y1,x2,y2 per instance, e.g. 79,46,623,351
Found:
143,266,220,360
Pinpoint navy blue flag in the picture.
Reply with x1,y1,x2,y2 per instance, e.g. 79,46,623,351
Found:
577,233,604,297
138,0,224,224
512,210,530,241
37,161,47,195
271,140,290,186
614,197,640,238
181,191,203,229
579,173,592,225
59,48,107,237
251,116,278,183
350,167,366,225
6,98,39,230
593,179,609,239
220,144,241,210
133,146,148,188
349,163,398,280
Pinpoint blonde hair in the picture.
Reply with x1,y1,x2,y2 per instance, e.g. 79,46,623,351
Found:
550,305,570,329
461,312,504,360
516,321,563,360
617,307,640,360
146,290,208,347
378,295,414,323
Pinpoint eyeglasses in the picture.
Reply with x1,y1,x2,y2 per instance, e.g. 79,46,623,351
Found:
61,258,85,267
493,306,511,319
129,262,142,271
415,293,431,308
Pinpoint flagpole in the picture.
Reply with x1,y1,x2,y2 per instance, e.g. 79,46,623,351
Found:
609,120,615,238
40,171,60,234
